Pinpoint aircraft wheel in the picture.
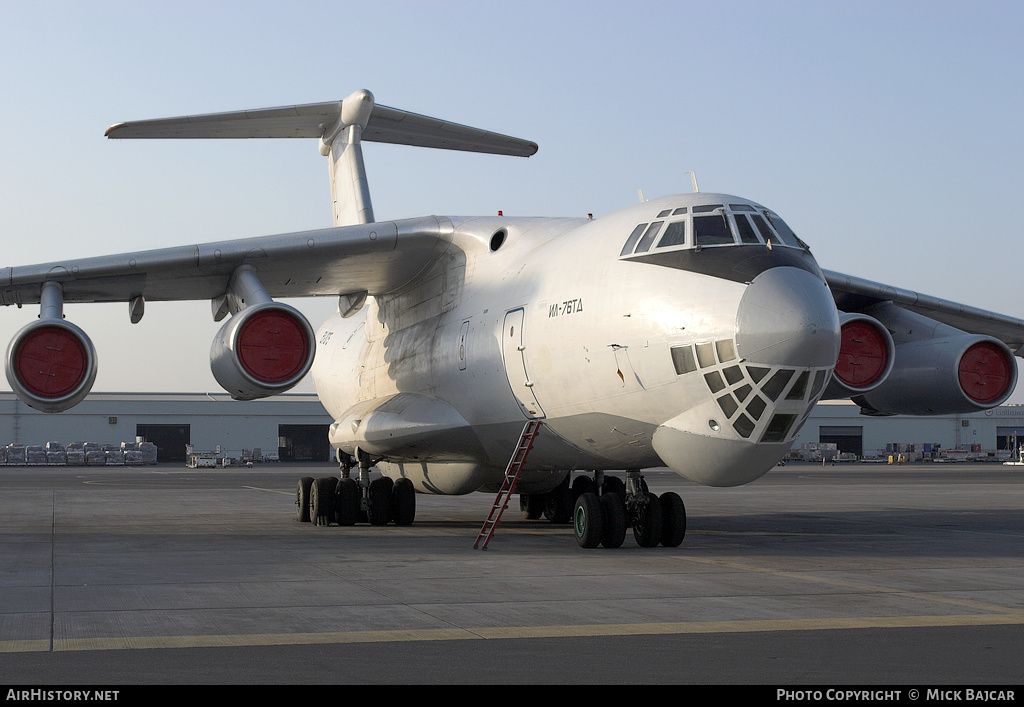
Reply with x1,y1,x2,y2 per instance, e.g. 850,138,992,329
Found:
520,494,545,520
368,477,394,526
391,477,416,526
632,492,664,547
573,492,604,549
335,478,359,526
544,476,573,524
310,477,336,526
600,492,627,549
296,477,314,522
659,492,686,547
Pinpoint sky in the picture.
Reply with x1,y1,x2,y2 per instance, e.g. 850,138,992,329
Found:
1,0,1023,401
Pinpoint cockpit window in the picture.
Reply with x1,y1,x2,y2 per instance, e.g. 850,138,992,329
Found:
692,204,723,213
734,214,761,244
657,220,687,248
693,214,735,246
729,204,756,212
763,211,799,247
633,221,664,254
750,214,777,244
619,223,648,256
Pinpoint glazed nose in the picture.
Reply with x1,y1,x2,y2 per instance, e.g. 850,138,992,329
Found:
735,267,841,368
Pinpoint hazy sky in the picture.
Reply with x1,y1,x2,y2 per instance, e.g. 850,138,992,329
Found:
1,1,1023,401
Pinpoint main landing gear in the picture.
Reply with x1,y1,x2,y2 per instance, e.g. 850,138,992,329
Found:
570,470,686,549
295,451,416,528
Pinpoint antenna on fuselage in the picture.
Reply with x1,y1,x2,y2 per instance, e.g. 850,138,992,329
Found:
637,188,646,203
685,171,700,193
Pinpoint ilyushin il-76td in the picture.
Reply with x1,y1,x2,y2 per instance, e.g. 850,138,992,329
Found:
4,90,1021,549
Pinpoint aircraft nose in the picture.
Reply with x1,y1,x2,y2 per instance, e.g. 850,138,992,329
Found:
735,267,840,368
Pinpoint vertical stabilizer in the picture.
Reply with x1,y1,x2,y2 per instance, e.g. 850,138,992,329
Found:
319,90,376,226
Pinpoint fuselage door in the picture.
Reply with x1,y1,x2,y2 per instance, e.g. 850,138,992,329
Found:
501,308,545,419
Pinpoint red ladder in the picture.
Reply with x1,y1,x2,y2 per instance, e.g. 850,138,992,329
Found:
474,419,542,550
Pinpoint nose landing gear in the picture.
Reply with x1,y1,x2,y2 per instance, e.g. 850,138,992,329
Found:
572,470,686,549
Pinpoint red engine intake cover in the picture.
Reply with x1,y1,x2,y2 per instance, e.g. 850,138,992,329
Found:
834,320,889,389
13,324,89,398
236,309,311,384
958,341,1013,405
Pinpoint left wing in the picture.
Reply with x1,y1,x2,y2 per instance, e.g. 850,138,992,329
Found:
824,269,1024,353
824,269,1023,415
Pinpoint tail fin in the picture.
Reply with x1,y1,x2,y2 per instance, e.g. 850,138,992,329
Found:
106,89,538,226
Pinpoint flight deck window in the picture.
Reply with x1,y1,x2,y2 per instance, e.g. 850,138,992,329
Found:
658,221,687,248
763,212,799,247
634,221,664,254
619,223,648,256
693,215,735,246
734,215,761,244
750,214,777,244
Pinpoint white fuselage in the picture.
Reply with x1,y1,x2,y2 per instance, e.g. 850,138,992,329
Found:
311,193,842,494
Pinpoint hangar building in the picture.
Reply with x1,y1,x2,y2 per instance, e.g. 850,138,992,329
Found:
0,392,1021,465
0,392,333,463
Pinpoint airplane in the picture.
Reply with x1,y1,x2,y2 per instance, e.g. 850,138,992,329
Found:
4,89,1023,549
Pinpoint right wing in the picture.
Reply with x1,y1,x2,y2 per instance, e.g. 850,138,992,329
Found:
0,216,454,307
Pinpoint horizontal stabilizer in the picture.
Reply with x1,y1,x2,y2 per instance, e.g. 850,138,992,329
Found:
106,94,538,157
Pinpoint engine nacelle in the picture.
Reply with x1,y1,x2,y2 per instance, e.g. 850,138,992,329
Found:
855,335,1017,415
822,312,895,398
6,319,98,413
210,302,316,400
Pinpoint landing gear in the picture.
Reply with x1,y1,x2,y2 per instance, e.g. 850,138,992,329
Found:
518,474,574,525
295,450,417,528
571,470,686,549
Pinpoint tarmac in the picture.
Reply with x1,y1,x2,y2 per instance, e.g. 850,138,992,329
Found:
0,460,1022,685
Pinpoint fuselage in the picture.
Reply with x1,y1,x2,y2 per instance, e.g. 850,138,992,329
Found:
311,193,842,492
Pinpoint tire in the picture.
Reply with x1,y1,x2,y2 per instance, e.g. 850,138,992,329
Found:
296,476,314,522
544,476,572,524
391,477,416,526
335,477,359,526
632,492,664,547
659,492,686,547
520,493,545,520
310,477,335,526
600,492,627,549
368,477,394,526
573,492,604,549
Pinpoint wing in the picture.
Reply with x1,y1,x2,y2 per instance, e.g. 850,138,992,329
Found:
824,269,1024,353
0,216,454,307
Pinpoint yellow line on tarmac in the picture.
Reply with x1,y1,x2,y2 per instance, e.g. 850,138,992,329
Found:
3,612,1024,654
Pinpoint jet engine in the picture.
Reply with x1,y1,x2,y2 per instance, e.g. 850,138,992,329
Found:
854,334,1016,415
210,302,316,400
823,313,895,398
6,319,98,413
